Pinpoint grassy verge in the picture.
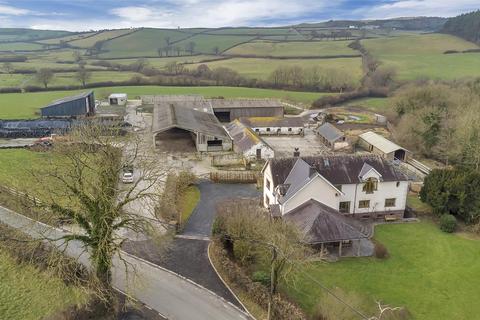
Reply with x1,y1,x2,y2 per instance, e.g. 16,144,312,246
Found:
178,185,200,224
407,194,432,214
0,247,87,320
286,221,480,319
208,242,268,320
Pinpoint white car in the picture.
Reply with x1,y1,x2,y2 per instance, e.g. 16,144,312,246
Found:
122,171,134,184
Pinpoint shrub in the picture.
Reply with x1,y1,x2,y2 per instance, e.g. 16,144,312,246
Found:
374,242,389,259
440,214,457,233
252,271,270,287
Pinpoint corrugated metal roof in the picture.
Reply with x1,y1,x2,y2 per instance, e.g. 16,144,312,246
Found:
209,98,283,109
152,102,229,138
359,131,406,154
316,123,344,143
109,93,127,99
46,91,93,108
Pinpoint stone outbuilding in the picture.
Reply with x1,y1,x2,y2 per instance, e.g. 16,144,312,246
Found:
316,122,348,150
225,120,275,160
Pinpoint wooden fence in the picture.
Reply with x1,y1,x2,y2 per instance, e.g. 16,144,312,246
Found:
210,171,261,184
0,184,43,206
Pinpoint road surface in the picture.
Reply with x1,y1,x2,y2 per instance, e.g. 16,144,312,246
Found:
0,204,250,320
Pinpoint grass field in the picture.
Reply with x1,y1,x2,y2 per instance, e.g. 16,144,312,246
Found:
99,28,198,58
363,34,480,80
187,57,363,81
0,249,87,320
0,29,69,42
288,221,480,319
0,85,326,119
174,34,255,54
225,40,357,57
100,55,222,69
38,32,97,45
68,29,134,48
0,42,45,51
341,97,390,112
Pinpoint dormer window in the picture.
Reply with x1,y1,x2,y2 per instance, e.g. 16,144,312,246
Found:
362,177,378,194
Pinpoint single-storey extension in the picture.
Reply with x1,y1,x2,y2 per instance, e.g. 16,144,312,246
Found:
225,120,275,160
239,117,304,135
152,102,232,152
41,91,95,118
358,131,410,161
316,122,348,150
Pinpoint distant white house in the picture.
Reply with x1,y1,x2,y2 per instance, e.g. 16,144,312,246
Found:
109,93,128,106
225,120,275,160
262,154,409,219
239,117,304,135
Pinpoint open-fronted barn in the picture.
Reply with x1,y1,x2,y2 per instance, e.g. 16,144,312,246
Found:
358,131,410,161
209,99,284,122
152,102,232,152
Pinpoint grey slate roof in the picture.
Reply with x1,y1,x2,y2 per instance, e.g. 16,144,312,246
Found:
284,199,368,243
225,120,271,152
152,102,229,138
316,123,344,143
268,154,408,187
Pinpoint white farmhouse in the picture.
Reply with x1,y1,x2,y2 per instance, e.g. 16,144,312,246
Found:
262,155,409,220
225,120,275,160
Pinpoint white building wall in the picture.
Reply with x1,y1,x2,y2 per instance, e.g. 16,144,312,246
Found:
263,165,276,207
252,126,303,135
243,142,275,161
281,176,339,214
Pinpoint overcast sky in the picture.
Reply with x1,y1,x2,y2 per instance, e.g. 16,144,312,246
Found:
0,0,478,31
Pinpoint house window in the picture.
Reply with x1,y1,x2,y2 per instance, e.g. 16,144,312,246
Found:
359,200,370,209
266,128,271,132
255,128,260,133
288,128,292,132
385,198,396,207
339,201,350,213
396,181,400,187
362,178,378,194
266,179,271,191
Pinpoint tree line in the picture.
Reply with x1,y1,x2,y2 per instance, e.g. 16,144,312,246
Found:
442,10,480,44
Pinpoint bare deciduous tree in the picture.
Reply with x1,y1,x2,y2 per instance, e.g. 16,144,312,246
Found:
34,124,167,310
36,68,55,88
76,67,92,87
2,62,13,74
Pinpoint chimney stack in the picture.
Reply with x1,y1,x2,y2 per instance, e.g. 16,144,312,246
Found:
293,147,300,158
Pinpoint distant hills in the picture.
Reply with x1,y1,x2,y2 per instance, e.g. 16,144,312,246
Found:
442,10,480,44
297,17,448,31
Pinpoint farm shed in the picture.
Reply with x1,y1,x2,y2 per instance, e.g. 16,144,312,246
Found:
0,119,72,138
358,131,410,161
239,117,304,135
209,99,284,122
316,123,348,150
225,120,274,160
41,91,95,118
152,102,232,152
284,199,368,257
108,93,127,106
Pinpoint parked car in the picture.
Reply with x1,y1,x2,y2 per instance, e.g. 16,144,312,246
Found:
122,169,134,184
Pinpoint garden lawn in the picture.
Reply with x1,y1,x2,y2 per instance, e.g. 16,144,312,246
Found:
0,85,327,119
288,221,480,320
0,249,87,320
179,185,200,224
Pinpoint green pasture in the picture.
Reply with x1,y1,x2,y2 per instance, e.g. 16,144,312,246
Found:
99,28,199,58
174,34,255,54
341,97,390,112
225,40,357,57
100,55,221,69
38,32,97,45
68,29,134,48
0,42,45,51
288,221,480,320
0,85,326,119
187,57,363,81
0,29,69,42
